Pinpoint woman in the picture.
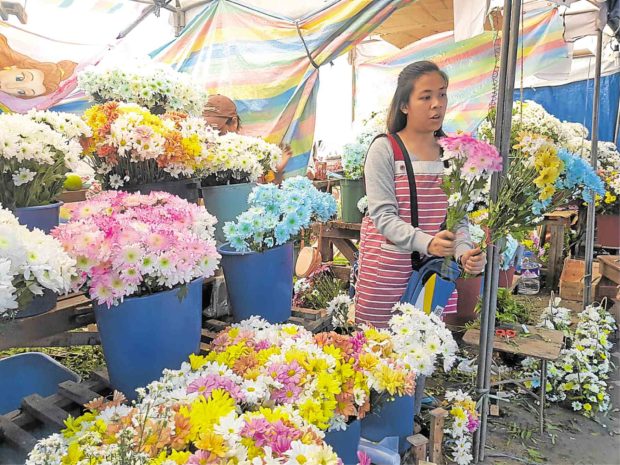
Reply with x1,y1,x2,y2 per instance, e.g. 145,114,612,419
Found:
0,34,76,99
355,61,486,328
203,94,292,183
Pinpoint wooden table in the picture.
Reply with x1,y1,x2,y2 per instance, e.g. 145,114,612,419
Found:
463,325,564,434
312,220,361,264
540,210,578,290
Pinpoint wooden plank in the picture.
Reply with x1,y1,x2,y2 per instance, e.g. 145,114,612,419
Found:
204,319,231,331
201,329,219,341
292,307,326,320
429,408,448,465
463,326,564,361
599,255,620,285
200,342,211,354
13,331,100,349
0,416,37,452
21,394,70,428
407,434,429,465
57,380,101,406
331,238,358,265
330,265,351,283
90,370,110,387
0,295,93,350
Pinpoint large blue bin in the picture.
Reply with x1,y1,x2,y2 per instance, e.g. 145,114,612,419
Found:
219,242,293,323
361,394,415,453
94,278,203,401
0,352,80,415
201,182,256,244
14,202,62,234
324,419,361,465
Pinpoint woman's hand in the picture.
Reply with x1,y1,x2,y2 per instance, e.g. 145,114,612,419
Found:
460,247,486,275
428,230,456,257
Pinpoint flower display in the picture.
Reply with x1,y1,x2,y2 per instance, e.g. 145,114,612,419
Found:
339,109,387,180
78,62,208,116
224,177,337,253
341,142,366,180
0,112,87,208
522,301,617,418
439,134,502,232
388,303,458,376
293,265,346,311
199,132,282,185
327,294,354,333
52,191,219,307
0,206,76,317
595,166,620,215
82,102,217,189
443,390,479,465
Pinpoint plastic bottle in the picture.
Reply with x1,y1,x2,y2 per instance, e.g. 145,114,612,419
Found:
518,255,540,295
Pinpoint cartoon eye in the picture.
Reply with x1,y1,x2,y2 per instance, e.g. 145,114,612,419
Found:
16,73,25,82
17,90,26,96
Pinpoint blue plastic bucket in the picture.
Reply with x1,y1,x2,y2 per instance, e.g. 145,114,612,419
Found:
15,288,58,319
14,202,62,233
94,278,203,400
0,352,80,415
361,394,415,453
200,183,256,244
218,242,293,323
124,179,200,203
324,419,361,465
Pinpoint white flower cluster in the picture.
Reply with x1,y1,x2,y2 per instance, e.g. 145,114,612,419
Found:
26,109,92,140
0,206,76,317
537,297,572,332
522,301,617,417
357,195,368,214
389,303,458,376
326,293,352,329
443,390,478,465
78,62,208,116
354,109,388,150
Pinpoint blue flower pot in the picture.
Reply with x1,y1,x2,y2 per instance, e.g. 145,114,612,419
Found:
0,352,80,415
324,420,361,465
16,288,58,319
124,179,200,203
218,242,293,323
201,182,256,244
14,202,62,233
94,278,204,400
361,394,415,453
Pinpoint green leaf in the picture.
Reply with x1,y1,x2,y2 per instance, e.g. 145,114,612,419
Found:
177,284,189,303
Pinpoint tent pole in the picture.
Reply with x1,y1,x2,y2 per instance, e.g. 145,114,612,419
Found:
118,0,174,39
615,83,620,146
583,26,603,309
474,0,522,462
351,47,357,123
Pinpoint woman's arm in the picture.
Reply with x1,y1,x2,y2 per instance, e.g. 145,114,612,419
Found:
365,138,433,254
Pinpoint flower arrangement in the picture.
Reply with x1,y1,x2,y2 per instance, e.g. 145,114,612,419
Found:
327,294,355,333
341,142,366,180
78,62,207,116
223,177,337,253
443,390,480,465
595,166,620,215
354,109,388,150
0,206,76,317
27,381,340,465
439,134,502,233
0,112,86,208
82,102,216,189
199,132,282,186
200,319,371,432
388,303,458,376
357,196,368,214
52,191,219,307
293,265,346,311
484,132,604,242
522,301,617,418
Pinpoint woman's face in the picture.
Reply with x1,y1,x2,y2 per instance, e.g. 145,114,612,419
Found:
0,67,46,97
402,72,448,133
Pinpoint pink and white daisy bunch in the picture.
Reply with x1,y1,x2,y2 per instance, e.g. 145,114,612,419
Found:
52,191,219,307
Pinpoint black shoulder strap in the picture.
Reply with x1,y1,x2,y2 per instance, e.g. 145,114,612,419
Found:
392,133,423,269
362,133,388,190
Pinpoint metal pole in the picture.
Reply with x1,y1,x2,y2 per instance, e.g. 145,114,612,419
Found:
615,91,620,146
475,0,522,461
583,27,603,309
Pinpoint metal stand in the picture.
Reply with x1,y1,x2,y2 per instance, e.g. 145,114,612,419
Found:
539,359,548,435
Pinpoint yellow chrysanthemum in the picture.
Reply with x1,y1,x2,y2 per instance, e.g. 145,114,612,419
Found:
189,354,208,371
539,184,556,200
188,389,236,438
61,442,84,465
194,431,228,457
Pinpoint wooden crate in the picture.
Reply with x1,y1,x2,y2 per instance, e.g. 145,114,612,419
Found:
559,258,601,303
199,307,331,351
598,255,620,285
0,371,111,461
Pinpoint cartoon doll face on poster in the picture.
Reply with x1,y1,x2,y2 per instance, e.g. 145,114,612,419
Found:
0,34,76,99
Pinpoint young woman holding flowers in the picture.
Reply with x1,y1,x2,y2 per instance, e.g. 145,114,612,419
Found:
355,61,485,327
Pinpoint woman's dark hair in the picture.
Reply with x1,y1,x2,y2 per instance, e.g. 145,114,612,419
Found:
386,60,449,135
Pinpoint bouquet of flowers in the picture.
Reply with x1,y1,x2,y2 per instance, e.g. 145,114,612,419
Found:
0,112,86,208
199,132,281,185
27,379,340,465
78,62,207,116
327,294,355,334
484,132,604,242
443,390,480,465
439,134,503,233
82,102,216,189
388,303,458,376
522,301,616,418
341,142,366,180
200,319,371,432
223,177,337,253
595,167,620,215
357,196,368,214
293,265,346,310
52,191,219,307
354,109,388,150
0,206,76,317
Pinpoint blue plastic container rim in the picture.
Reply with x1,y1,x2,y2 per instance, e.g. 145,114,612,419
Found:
1,351,81,383
218,242,291,257
14,201,64,211
94,277,204,308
